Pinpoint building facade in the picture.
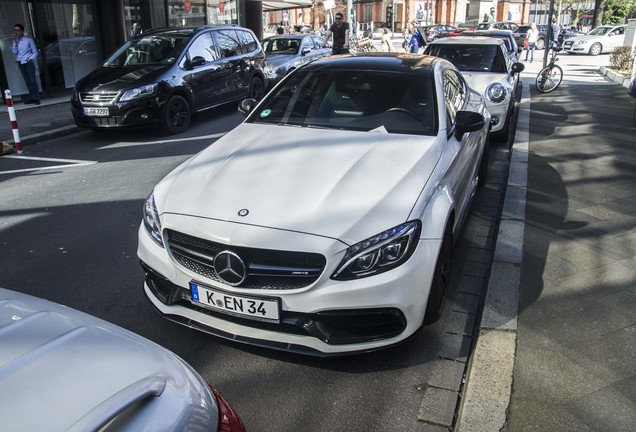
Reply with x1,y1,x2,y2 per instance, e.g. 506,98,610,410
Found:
0,0,262,102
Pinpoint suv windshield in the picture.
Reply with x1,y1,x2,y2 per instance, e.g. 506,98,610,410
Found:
103,35,190,66
249,69,436,135
427,44,506,72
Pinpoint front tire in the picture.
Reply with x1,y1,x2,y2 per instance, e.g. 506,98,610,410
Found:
535,64,563,93
162,95,191,134
423,225,452,325
536,38,545,50
589,43,602,56
248,76,265,100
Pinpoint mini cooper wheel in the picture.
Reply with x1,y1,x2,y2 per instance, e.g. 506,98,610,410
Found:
424,225,452,325
162,95,191,134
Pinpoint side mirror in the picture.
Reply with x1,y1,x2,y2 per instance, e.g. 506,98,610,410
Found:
191,56,207,67
301,47,311,56
238,98,258,116
455,110,485,139
511,61,525,74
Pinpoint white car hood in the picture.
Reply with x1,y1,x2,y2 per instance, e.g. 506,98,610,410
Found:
156,123,440,243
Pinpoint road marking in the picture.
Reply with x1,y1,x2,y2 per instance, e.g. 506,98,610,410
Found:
98,132,228,149
0,155,97,175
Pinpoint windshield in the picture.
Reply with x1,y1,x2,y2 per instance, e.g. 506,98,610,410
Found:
263,38,301,54
588,26,611,36
248,69,436,136
103,35,189,67
426,44,506,73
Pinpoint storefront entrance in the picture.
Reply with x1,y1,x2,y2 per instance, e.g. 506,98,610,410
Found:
1,0,100,101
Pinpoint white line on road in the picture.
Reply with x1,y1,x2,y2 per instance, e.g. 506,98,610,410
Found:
0,155,97,175
97,132,228,149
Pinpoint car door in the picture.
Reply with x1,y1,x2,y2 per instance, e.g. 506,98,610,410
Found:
606,25,625,51
214,29,251,101
442,69,479,215
182,31,229,110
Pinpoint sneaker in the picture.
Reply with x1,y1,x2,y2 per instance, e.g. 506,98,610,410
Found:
24,99,34,104
34,100,40,105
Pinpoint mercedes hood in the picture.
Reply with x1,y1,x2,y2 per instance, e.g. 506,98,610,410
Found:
154,123,441,243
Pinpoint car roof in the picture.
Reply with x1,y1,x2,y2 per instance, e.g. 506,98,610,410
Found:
305,53,442,74
0,287,218,431
429,36,505,46
143,24,247,37
264,34,314,40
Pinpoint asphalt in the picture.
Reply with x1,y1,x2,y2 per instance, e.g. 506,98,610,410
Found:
1,53,635,431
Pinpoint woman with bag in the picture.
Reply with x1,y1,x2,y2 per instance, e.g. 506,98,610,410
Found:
524,23,538,63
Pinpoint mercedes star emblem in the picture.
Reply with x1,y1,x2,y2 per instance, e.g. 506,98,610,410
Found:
213,250,247,286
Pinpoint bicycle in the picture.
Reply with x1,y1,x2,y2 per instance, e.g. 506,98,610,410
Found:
535,45,563,93
348,34,378,54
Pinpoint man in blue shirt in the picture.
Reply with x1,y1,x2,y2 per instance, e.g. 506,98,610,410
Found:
11,24,40,104
551,18,561,49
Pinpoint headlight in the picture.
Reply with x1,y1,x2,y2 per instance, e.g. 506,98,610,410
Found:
265,66,283,79
143,193,164,247
486,83,506,103
575,40,588,45
332,221,421,280
120,83,158,102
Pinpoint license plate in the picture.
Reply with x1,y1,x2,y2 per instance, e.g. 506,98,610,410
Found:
83,107,109,116
190,282,280,322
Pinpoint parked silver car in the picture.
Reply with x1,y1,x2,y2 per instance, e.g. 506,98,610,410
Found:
562,24,626,55
261,34,331,87
0,287,245,432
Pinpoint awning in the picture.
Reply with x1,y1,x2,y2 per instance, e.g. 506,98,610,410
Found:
261,0,313,11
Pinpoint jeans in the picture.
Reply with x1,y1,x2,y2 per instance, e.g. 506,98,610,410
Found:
524,42,536,61
17,60,40,101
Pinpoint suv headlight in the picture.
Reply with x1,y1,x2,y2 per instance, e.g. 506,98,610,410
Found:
486,83,507,103
120,83,158,102
143,193,164,247
332,221,421,280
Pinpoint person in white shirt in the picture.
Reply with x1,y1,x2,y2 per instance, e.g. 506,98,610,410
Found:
524,23,539,63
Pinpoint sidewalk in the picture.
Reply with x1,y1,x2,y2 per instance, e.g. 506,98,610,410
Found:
0,94,78,146
457,61,636,430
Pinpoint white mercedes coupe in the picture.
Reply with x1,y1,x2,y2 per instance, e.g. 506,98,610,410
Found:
138,53,490,355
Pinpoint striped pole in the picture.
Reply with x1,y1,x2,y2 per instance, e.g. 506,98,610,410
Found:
4,90,23,154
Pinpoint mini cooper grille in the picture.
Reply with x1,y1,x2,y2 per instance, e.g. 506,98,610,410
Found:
165,229,326,290
79,92,119,104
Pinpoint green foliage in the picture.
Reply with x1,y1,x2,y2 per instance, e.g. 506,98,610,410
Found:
609,46,635,72
602,0,636,24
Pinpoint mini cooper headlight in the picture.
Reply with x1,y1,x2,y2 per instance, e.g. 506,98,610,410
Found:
332,221,421,280
143,193,164,247
486,83,507,103
120,83,158,102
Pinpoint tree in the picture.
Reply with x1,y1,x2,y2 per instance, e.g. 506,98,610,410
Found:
593,0,605,27
601,0,636,24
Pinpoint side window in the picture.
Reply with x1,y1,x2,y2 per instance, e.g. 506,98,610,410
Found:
442,69,467,127
186,33,219,65
215,30,242,58
237,30,257,53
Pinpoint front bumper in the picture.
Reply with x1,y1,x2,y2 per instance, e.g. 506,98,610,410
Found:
137,220,441,356
71,97,163,128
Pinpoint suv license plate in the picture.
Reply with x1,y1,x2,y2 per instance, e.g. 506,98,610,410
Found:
83,107,109,116
190,282,280,322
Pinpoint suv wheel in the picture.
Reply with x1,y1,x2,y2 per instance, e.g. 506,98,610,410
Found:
249,77,265,100
162,95,191,134
536,38,545,50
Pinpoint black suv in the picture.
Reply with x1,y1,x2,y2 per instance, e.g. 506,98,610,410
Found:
71,25,267,133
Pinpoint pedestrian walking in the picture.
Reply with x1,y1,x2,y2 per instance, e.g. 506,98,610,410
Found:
550,17,560,49
524,23,538,63
10,24,40,105
381,27,394,52
321,12,350,54
408,23,420,54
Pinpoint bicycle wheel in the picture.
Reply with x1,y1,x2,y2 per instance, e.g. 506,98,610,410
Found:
535,64,563,93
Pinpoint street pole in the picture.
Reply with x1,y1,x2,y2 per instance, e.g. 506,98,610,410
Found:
543,0,556,68
347,0,353,32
